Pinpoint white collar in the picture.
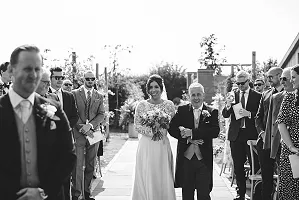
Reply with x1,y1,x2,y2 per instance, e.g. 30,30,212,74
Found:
8,87,35,109
193,103,203,111
83,86,93,95
50,86,61,93
275,85,284,92
241,87,250,94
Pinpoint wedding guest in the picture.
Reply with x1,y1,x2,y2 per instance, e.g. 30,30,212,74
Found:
0,44,76,200
0,79,4,96
277,64,299,199
254,78,265,93
35,69,59,101
131,74,176,200
62,79,73,92
169,82,220,200
256,67,283,200
49,67,78,200
72,70,105,200
0,61,11,94
222,70,261,200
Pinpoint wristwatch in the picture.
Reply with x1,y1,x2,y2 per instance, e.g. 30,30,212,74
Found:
37,188,48,199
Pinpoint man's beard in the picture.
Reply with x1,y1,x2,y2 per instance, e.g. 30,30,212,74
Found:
85,83,93,89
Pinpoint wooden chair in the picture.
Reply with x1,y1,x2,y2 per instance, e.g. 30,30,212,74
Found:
247,140,278,200
247,140,262,200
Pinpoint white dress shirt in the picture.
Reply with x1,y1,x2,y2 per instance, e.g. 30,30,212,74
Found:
8,87,35,120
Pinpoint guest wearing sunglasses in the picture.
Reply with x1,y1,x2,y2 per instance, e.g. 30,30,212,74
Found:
255,67,283,200
62,79,73,92
49,67,78,200
222,70,262,200
254,78,265,93
71,71,105,200
35,69,59,101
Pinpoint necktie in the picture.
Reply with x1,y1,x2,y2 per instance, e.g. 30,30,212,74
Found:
20,100,31,123
194,108,201,120
85,91,91,120
240,91,245,128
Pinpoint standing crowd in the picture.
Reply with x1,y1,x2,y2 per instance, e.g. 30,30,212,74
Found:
0,44,105,200
224,67,299,200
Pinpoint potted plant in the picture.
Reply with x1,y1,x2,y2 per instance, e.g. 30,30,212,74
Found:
119,98,139,138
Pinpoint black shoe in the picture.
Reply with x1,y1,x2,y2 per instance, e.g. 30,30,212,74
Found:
233,195,245,200
84,192,95,200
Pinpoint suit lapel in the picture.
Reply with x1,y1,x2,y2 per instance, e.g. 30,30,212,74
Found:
89,90,96,109
79,87,87,104
2,94,19,139
188,104,195,128
62,91,66,108
245,89,252,110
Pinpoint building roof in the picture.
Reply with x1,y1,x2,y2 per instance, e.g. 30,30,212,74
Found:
279,32,299,68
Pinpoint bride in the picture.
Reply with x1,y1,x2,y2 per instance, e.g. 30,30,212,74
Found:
131,74,176,200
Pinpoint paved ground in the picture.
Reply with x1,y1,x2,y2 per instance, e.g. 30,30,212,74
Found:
91,136,237,200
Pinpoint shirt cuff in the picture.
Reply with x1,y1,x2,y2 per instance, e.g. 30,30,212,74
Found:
89,123,94,130
248,112,251,119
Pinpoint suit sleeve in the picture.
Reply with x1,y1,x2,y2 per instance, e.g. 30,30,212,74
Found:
192,109,220,139
265,95,273,138
222,105,232,118
168,106,189,144
68,93,79,128
255,93,265,134
89,93,105,129
43,105,76,196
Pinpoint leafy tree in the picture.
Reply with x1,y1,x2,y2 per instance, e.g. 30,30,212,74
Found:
149,62,187,101
198,34,227,75
263,58,278,72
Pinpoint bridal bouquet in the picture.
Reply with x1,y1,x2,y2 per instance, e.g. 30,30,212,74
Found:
140,108,171,141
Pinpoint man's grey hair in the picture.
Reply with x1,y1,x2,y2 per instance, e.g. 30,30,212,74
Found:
236,70,250,80
188,82,205,93
282,66,292,77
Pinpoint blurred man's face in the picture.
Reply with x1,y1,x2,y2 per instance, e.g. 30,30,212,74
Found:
11,51,42,98
84,72,95,89
1,69,11,84
189,86,205,109
267,70,281,88
36,73,51,96
236,76,249,92
62,79,73,92
254,80,265,93
51,71,64,90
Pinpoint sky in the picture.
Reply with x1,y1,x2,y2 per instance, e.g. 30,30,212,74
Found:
0,0,298,75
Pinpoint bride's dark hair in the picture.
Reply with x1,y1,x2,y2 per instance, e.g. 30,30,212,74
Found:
146,74,164,95
292,64,299,106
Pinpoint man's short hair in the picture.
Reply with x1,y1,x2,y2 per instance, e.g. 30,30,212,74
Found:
254,78,264,84
10,45,41,66
267,66,283,75
236,70,250,80
188,82,205,94
84,70,95,77
42,69,51,77
49,67,63,77
0,62,9,74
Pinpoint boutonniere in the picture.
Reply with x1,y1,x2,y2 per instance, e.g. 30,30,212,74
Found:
201,110,211,121
36,103,60,129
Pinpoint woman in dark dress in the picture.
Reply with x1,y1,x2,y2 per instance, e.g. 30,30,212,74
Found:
277,64,299,200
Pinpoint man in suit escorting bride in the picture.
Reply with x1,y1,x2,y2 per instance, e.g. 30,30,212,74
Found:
169,82,220,200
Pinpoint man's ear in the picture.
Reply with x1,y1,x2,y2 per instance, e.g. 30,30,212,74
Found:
7,64,13,74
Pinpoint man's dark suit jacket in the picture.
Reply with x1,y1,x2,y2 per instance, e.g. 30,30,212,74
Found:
265,91,285,158
49,88,78,128
0,94,77,200
169,103,219,190
255,88,280,147
222,89,262,141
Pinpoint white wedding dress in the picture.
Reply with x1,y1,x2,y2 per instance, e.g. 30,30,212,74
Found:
131,100,176,200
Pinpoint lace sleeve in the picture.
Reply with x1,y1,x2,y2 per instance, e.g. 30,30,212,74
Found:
164,100,176,118
134,101,153,137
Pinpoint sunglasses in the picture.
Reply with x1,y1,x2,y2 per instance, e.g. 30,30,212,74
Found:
280,77,288,81
64,83,73,87
254,83,263,86
236,80,248,86
85,78,95,81
52,76,65,80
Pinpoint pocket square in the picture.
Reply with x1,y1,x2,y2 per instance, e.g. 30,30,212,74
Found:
50,121,57,130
